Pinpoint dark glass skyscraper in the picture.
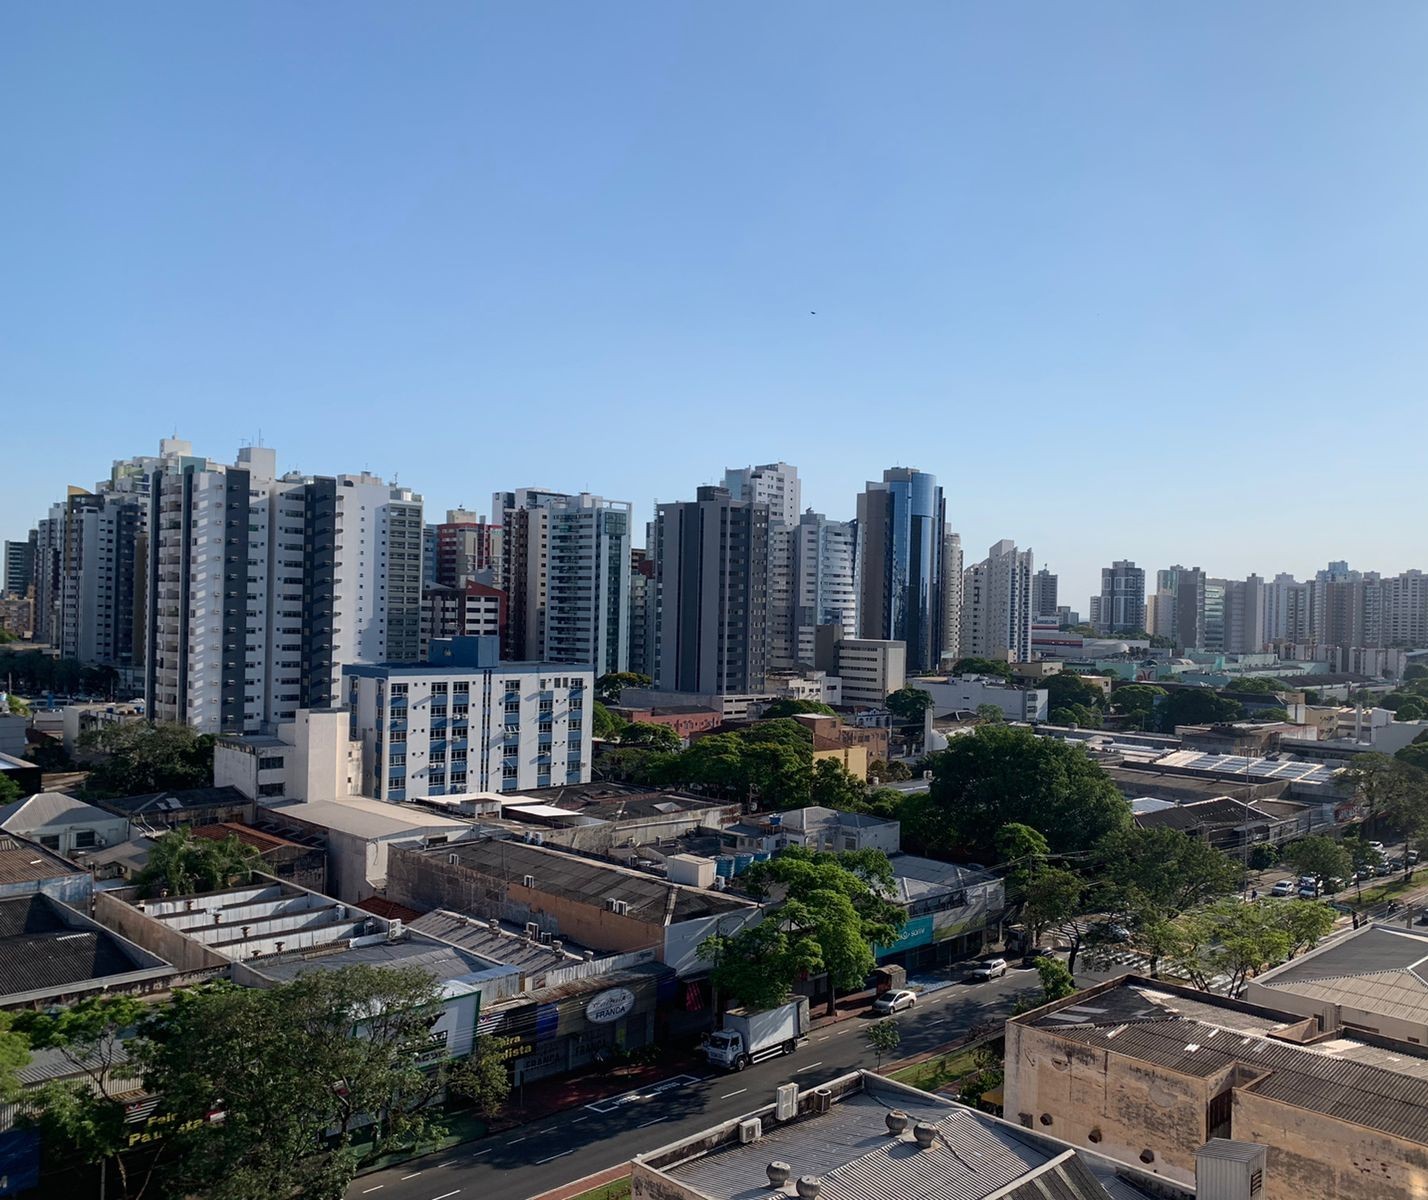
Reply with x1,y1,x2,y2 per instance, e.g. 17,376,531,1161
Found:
855,467,945,673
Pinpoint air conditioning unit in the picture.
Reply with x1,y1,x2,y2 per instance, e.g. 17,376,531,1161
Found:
738,1118,762,1144
539,931,552,945
813,1088,833,1114
607,899,629,916
448,853,459,865
524,922,540,939
775,1083,799,1121
522,874,536,888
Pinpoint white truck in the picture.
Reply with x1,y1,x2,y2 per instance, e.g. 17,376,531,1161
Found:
703,997,811,1072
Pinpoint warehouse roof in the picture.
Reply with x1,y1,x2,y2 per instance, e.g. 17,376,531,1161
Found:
1251,924,1428,1027
409,908,583,971
1025,977,1428,1145
0,833,84,885
0,792,122,832
641,1071,1179,1200
433,839,755,922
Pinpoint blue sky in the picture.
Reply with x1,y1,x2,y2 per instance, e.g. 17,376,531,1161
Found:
4,2,1426,608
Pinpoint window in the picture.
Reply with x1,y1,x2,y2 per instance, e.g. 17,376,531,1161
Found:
258,755,284,770
39,835,60,850
74,829,97,848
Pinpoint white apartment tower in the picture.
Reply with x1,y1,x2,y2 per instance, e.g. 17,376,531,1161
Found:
960,539,1034,663
145,446,423,735
942,529,964,665
722,462,801,528
543,493,632,675
791,511,857,665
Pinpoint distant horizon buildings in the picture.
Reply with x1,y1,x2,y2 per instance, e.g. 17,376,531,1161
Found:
961,538,1034,663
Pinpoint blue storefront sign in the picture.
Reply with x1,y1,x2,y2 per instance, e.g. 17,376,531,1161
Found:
875,914,934,959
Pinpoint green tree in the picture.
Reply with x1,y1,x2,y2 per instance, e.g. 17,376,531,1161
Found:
1050,702,1102,728
136,829,262,899
728,847,905,1009
1395,698,1427,721
620,721,682,752
14,996,146,1198
1397,735,1428,774
699,916,822,1011
0,1012,28,1102
974,704,1005,723
1041,672,1107,715
445,1034,518,1118
864,1018,901,1067
1020,867,1085,958
1338,753,1428,878
0,773,21,806
1165,898,1334,994
951,657,1014,681
994,822,1049,908
885,687,935,724
143,967,461,1200
1032,957,1077,1003
1110,684,1166,726
922,724,1131,857
79,721,216,798
1283,836,1352,886
866,759,911,784
1248,707,1291,722
1225,677,1290,695
592,701,627,740
595,672,650,704
1156,688,1243,733
1095,827,1240,915
763,698,836,719
810,758,866,810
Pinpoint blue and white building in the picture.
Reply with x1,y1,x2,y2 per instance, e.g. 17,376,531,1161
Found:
343,636,594,801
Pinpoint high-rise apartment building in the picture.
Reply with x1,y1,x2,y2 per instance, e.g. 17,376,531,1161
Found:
1031,567,1058,621
145,446,422,734
628,547,655,679
492,487,568,662
1374,570,1428,648
1171,566,1207,651
344,636,593,799
431,509,502,590
651,485,770,694
722,462,801,527
942,529,964,666
960,539,1034,663
542,494,631,675
1095,561,1146,634
788,511,856,666
421,581,504,652
855,468,945,673
2,538,35,599
1221,574,1266,654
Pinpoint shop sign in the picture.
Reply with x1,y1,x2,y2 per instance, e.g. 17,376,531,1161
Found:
585,986,635,1024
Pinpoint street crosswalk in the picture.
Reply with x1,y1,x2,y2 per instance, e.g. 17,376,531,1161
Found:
1082,947,1237,996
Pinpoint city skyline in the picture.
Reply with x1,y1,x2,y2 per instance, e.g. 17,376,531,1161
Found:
5,5,1428,611
6,433,1424,615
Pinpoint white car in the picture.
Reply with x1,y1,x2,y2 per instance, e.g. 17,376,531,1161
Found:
1369,842,1387,854
873,989,917,1014
969,957,1009,981
1270,880,1294,896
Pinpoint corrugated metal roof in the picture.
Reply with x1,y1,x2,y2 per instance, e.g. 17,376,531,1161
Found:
661,1090,1164,1200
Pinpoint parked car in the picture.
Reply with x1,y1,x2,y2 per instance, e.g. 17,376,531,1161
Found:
1409,850,1420,865
1324,876,1344,893
1298,884,1318,899
1375,862,1393,877
968,958,1009,981
1271,880,1294,896
1356,866,1374,881
1369,841,1387,854
873,989,917,1015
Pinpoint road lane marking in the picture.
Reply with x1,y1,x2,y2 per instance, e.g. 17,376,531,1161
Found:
570,1116,589,1124
721,1088,747,1099
361,1188,383,1194
536,1149,574,1165
584,1073,700,1114
795,1061,824,1073
401,1173,422,1180
469,1149,492,1157
437,1161,456,1168
431,1191,461,1200
638,1117,666,1127
507,1136,527,1145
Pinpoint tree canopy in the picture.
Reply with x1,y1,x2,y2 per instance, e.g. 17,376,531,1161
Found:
1155,688,1243,733
136,829,262,899
704,848,905,1009
78,722,215,798
922,724,1131,856
1040,672,1107,715
619,721,682,752
594,672,650,705
762,698,836,719
885,687,934,724
951,658,1013,682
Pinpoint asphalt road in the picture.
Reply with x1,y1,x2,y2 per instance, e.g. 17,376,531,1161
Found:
346,967,1042,1200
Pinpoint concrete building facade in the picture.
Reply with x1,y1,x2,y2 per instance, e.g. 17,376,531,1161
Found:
960,539,1034,663
855,468,945,674
344,635,594,799
1096,560,1146,634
